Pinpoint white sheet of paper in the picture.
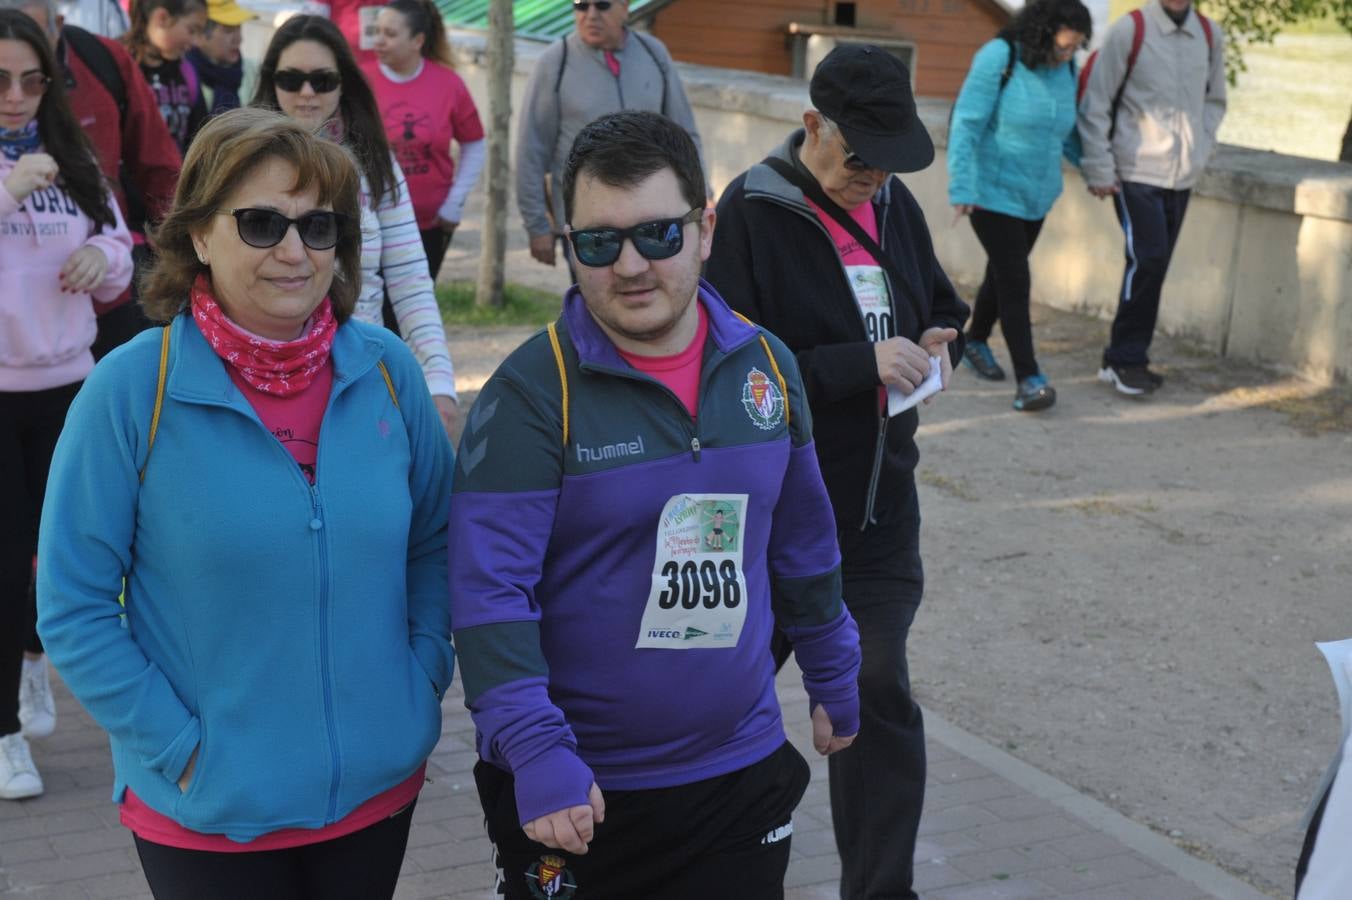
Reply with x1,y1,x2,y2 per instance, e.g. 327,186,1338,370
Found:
1298,639,1352,899
886,356,943,416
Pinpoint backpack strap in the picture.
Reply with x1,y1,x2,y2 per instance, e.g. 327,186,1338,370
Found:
552,36,569,95
629,31,670,114
1196,11,1215,95
139,325,171,483
546,321,570,448
376,360,399,408
998,35,1016,90
63,25,127,130
1103,9,1147,141
731,312,790,429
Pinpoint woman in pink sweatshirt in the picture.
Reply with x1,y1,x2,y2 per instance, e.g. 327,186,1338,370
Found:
0,9,132,802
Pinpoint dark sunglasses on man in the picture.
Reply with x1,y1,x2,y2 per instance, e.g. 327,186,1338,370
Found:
572,0,613,11
568,208,702,268
218,208,349,252
272,69,341,94
0,71,51,97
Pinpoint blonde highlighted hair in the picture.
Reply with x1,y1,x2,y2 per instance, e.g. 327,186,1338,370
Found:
140,107,363,323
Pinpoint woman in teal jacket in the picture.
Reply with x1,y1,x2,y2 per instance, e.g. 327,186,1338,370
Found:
36,109,454,899
948,0,1090,411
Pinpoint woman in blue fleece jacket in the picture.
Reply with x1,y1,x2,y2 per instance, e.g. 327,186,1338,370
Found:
36,108,454,899
947,0,1091,412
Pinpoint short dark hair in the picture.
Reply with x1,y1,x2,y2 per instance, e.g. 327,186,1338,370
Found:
1001,0,1093,69
562,111,705,224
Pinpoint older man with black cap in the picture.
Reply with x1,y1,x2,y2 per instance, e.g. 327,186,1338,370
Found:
707,45,969,900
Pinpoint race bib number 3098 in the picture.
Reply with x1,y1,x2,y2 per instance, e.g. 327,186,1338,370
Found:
635,494,750,650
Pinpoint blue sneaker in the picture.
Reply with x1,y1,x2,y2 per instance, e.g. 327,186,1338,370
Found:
963,341,1006,381
1013,373,1056,411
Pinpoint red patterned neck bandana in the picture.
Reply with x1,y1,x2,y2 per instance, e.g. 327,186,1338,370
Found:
190,274,336,396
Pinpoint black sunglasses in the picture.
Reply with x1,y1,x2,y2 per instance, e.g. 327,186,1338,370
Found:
572,1,613,11
273,68,341,94
838,137,870,172
0,71,52,97
568,208,702,268
219,208,348,251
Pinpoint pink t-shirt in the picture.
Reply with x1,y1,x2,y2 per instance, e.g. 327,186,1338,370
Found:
806,198,891,410
226,364,332,483
363,61,486,229
120,766,425,852
617,302,708,418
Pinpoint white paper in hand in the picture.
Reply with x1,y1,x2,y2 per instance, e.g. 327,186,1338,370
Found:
886,356,943,416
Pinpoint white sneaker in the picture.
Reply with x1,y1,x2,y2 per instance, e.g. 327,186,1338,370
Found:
19,656,56,739
0,731,44,799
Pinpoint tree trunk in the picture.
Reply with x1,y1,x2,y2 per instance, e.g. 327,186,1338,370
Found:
475,0,514,308
1340,108,1352,163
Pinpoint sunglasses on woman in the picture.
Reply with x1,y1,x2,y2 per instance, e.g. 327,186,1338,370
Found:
0,71,52,97
272,69,341,94
219,208,348,251
568,207,702,268
572,1,613,11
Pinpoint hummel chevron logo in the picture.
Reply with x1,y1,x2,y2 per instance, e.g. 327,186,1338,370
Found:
460,396,498,476
469,396,499,433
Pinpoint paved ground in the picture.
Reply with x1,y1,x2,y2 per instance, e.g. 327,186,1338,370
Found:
1,666,1267,899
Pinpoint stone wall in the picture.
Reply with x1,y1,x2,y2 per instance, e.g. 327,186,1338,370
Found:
449,32,1352,381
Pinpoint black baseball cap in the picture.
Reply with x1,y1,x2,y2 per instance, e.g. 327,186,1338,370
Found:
809,44,935,174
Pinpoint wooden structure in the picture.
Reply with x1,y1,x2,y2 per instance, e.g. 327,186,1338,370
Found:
436,0,1014,99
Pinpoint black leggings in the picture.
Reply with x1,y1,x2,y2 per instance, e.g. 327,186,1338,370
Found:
0,382,81,737
966,209,1045,382
420,227,451,283
133,800,416,900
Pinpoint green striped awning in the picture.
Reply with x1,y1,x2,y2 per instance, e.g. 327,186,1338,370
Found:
434,0,665,41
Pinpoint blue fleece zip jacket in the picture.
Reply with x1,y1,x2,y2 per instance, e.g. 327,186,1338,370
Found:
449,282,861,827
948,38,1081,220
36,314,454,842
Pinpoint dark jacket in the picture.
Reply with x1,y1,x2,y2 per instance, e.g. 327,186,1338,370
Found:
706,131,969,530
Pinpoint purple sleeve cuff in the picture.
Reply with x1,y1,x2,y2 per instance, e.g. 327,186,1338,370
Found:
786,609,861,737
512,745,596,827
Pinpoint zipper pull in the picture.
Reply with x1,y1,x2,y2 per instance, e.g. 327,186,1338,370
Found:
690,437,701,462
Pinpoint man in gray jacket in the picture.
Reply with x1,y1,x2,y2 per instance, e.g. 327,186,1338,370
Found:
514,0,704,273
1078,0,1225,396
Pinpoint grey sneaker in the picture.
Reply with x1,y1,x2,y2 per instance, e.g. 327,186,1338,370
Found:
1098,364,1156,396
19,656,55,739
0,732,43,800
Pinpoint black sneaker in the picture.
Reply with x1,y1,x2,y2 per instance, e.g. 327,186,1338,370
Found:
1098,364,1156,396
1145,368,1165,390
963,341,1006,381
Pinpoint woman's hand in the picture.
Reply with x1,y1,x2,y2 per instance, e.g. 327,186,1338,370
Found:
177,746,199,793
434,395,461,444
4,153,58,204
60,246,109,294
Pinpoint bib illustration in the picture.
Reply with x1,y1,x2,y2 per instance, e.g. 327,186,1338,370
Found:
636,494,749,650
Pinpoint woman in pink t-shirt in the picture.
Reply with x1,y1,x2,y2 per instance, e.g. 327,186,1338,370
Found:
366,0,484,280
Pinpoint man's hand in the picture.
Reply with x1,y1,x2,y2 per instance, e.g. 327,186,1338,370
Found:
529,233,557,267
436,217,459,238
59,246,109,294
434,395,461,444
523,783,606,855
874,336,932,394
4,153,58,204
1087,182,1120,198
811,704,856,756
918,327,959,403
177,746,199,793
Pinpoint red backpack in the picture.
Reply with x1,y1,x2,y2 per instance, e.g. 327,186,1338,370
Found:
1077,8,1214,137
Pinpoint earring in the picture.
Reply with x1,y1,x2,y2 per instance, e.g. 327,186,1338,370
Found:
198,254,208,265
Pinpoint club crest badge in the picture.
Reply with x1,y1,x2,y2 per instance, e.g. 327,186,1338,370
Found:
525,854,577,899
742,367,785,431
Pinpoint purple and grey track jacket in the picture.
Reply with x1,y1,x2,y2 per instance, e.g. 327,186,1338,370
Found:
448,281,861,826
